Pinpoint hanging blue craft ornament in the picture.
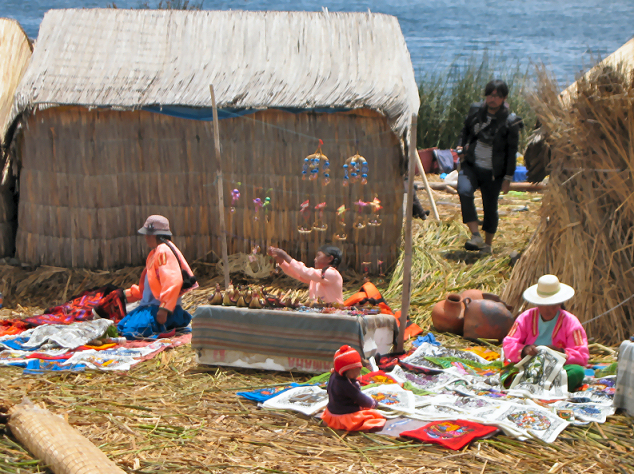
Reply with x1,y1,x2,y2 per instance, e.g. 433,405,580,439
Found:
302,140,329,185
343,164,349,187
344,153,369,185
302,158,309,180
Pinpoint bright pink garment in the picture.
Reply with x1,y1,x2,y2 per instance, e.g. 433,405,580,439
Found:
280,259,344,304
502,308,589,366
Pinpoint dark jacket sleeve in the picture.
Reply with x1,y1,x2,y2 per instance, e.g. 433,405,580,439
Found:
458,103,479,148
505,120,520,177
344,380,378,409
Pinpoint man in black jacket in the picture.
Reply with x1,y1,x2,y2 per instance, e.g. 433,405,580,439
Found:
456,80,521,254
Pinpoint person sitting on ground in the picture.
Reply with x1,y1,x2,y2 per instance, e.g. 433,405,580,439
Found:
321,345,386,431
502,274,589,391
268,245,344,304
117,215,198,339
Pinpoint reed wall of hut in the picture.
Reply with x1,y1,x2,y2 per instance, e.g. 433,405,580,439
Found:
15,106,404,271
0,18,32,259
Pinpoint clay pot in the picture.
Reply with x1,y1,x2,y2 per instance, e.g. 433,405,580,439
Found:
431,293,469,335
460,289,514,312
461,289,484,301
463,299,514,342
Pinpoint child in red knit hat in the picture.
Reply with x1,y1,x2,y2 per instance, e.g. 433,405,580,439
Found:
321,345,386,431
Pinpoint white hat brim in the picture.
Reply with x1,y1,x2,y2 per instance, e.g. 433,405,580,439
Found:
523,283,575,306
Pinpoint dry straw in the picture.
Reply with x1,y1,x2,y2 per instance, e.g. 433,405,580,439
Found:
503,64,634,345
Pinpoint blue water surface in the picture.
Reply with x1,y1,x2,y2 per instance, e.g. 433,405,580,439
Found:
1,0,633,84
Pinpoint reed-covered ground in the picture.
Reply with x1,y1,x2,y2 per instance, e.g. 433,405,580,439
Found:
1,186,630,474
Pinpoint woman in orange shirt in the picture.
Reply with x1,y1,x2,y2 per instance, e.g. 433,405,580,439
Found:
117,215,198,339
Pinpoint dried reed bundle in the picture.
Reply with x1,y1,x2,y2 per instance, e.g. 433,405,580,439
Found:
8,398,125,474
503,64,634,344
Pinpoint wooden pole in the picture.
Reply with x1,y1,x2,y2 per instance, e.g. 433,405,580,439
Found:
397,114,417,353
210,85,231,290
412,149,440,220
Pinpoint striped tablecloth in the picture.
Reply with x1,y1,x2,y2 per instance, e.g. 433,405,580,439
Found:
192,306,397,373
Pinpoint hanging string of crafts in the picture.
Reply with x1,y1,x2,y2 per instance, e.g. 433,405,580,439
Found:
343,153,369,187
302,140,331,186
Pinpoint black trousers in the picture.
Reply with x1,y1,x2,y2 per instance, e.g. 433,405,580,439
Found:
457,163,504,235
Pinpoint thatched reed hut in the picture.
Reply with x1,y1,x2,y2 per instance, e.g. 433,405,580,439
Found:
525,37,634,182
0,19,32,258
502,67,634,345
6,8,419,271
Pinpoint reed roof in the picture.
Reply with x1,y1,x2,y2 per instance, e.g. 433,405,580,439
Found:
11,8,419,137
0,18,32,147
561,36,634,103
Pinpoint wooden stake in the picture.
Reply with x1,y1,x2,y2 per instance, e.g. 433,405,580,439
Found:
412,149,440,220
397,114,417,353
209,85,231,290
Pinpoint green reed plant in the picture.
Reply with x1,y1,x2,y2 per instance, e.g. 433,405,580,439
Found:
417,52,536,153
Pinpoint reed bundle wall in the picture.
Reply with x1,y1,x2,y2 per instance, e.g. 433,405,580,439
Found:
16,107,404,271
502,70,634,345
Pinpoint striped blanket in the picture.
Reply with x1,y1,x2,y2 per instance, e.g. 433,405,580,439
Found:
192,306,397,370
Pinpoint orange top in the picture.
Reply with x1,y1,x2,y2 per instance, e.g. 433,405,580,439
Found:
125,243,197,313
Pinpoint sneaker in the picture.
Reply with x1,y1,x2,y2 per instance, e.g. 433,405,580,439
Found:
480,244,492,255
465,234,486,251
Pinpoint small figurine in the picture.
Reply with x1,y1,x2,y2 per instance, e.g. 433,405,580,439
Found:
253,198,263,221
353,199,368,230
298,199,312,234
335,204,347,241
368,196,382,226
313,202,328,231
230,189,240,213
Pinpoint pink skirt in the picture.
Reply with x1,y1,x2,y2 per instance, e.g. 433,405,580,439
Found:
321,408,386,431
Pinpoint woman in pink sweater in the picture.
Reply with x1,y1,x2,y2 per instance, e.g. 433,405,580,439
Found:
268,245,344,304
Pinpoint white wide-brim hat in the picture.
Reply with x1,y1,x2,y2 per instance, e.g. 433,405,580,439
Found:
523,274,575,306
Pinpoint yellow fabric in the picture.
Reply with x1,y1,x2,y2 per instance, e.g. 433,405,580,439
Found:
464,346,500,361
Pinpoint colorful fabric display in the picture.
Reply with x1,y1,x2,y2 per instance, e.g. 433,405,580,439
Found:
23,358,87,374
262,386,329,416
237,384,299,403
376,417,428,437
0,319,32,337
357,370,400,386
401,419,498,450
412,333,440,348
463,346,500,361
508,347,569,399
24,285,123,326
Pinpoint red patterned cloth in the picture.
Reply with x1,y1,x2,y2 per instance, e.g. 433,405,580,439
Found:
401,419,497,450
24,285,125,326
0,319,32,337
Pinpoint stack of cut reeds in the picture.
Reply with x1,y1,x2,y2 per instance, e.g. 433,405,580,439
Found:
502,64,634,344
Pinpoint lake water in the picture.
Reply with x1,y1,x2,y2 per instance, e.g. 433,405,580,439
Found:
1,0,633,85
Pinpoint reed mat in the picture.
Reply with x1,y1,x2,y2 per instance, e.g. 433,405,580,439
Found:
1,190,630,474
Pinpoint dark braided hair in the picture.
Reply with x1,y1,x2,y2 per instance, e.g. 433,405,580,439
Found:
319,245,343,279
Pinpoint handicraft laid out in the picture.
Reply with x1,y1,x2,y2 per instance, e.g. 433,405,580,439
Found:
363,384,416,414
262,386,329,416
508,346,569,399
